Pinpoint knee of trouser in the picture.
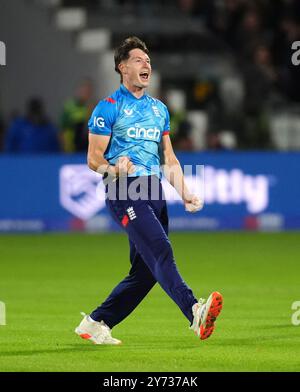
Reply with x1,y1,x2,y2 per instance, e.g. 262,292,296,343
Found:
131,262,156,283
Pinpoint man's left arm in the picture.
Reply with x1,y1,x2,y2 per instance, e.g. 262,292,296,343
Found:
161,135,203,213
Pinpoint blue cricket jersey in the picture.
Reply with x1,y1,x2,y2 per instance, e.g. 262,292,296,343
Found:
88,84,170,177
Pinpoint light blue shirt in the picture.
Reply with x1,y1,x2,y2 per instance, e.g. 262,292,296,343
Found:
88,84,170,177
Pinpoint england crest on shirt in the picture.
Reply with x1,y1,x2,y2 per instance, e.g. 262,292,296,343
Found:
152,106,161,117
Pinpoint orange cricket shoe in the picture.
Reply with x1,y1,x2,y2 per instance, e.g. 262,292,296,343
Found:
191,291,223,340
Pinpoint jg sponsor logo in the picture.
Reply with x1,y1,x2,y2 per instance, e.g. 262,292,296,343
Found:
291,41,300,66
291,301,300,326
0,301,6,325
93,117,105,128
0,41,6,66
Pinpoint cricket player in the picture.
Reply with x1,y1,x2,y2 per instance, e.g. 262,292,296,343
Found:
75,37,223,344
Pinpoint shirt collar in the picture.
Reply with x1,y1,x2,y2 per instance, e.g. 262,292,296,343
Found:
120,84,147,101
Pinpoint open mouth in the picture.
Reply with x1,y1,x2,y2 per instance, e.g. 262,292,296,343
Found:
140,72,149,81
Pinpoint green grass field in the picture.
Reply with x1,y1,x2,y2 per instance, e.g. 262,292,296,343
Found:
0,232,300,372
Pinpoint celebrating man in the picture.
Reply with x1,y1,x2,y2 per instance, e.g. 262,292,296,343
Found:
75,36,223,345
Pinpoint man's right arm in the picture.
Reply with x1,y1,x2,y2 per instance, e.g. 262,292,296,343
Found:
87,133,135,177
87,133,116,175
87,99,118,176
87,99,135,177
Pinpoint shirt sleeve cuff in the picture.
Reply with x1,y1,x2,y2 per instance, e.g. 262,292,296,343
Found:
89,128,111,136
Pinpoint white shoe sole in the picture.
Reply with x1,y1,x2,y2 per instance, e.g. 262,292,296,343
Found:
75,327,122,345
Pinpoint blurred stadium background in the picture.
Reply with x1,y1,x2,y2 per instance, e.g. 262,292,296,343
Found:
0,0,300,232
1,0,300,373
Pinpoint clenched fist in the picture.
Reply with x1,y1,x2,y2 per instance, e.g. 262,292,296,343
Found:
184,195,204,213
116,156,136,176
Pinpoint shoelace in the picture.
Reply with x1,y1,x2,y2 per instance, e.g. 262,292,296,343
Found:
80,312,115,342
96,323,114,343
198,298,205,308
198,298,207,322
190,298,206,330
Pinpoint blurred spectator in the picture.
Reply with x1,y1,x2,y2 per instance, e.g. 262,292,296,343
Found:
235,8,267,59
242,44,279,110
60,78,95,153
206,132,224,150
253,44,278,84
206,0,246,47
206,130,237,150
4,98,60,153
62,0,98,7
238,44,277,148
173,118,194,151
178,0,195,14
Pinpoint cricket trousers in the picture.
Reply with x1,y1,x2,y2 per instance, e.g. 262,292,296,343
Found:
90,175,197,328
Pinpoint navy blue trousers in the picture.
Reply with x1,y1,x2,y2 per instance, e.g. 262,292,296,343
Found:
90,175,197,328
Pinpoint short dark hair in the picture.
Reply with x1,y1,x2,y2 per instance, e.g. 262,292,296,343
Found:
114,36,149,81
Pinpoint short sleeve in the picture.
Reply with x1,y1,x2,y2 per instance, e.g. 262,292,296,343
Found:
88,99,117,136
162,105,170,136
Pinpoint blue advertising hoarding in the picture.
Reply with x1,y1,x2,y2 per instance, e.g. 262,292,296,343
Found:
0,152,299,232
